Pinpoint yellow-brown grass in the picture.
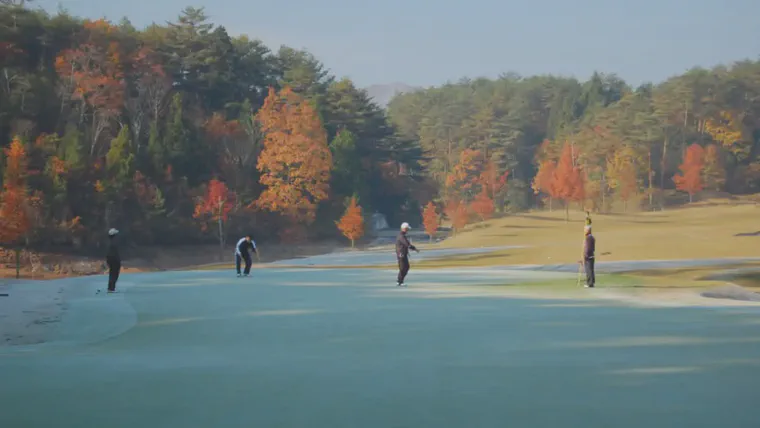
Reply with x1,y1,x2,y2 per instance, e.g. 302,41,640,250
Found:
429,199,759,267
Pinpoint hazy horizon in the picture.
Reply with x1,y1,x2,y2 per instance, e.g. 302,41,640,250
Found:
33,0,760,88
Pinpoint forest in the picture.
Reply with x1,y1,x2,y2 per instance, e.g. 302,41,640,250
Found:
0,4,427,253
1,3,760,254
389,63,760,222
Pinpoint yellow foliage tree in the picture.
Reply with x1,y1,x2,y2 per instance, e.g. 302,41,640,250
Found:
705,111,749,161
254,87,332,225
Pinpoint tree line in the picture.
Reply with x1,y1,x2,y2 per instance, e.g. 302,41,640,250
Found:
3,3,760,254
0,5,425,253
388,61,760,219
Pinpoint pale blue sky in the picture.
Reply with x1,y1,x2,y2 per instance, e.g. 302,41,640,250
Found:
36,0,760,88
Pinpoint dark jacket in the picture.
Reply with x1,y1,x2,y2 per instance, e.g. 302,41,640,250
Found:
583,234,595,260
395,231,417,258
236,237,256,257
106,237,121,263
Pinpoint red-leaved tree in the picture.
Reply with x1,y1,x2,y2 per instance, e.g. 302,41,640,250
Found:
193,178,235,249
553,142,585,221
470,190,495,221
532,159,557,210
479,161,508,210
673,143,705,203
445,199,469,235
336,196,364,248
422,201,439,242
0,138,31,278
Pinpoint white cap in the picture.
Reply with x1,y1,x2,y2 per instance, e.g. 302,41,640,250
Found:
108,228,119,236
400,222,411,230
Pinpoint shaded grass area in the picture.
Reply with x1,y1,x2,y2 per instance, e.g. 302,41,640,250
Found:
727,273,760,289
620,263,760,290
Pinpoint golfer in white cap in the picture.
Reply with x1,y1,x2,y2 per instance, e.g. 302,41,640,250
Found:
395,222,419,286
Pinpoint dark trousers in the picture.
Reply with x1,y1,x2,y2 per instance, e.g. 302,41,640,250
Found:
397,256,410,284
107,259,121,291
236,253,252,275
584,257,595,287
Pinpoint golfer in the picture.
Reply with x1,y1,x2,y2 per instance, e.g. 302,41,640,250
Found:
582,225,596,288
395,222,419,286
106,228,121,293
235,234,257,277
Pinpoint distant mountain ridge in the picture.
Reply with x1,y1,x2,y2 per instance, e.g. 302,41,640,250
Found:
365,82,418,107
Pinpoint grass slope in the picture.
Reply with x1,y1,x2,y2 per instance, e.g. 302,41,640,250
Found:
427,200,760,266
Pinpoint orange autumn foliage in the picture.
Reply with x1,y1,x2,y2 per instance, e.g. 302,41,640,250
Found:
532,159,558,209
205,112,242,141
336,196,364,248
193,178,235,247
422,201,439,242
553,142,585,220
445,199,469,234
193,179,235,225
478,161,508,199
254,87,332,224
673,144,705,202
0,138,31,245
470,190,495,221
55,22,125,125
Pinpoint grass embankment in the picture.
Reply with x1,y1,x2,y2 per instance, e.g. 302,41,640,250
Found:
421,200,760,267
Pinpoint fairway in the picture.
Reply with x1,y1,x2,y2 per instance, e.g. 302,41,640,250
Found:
2,260,760,428
433,202,760,266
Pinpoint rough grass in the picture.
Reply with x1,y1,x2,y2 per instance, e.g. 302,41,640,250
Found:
426,200,760,266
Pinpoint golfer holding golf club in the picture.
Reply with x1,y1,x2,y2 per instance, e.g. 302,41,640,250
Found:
581,224,596,288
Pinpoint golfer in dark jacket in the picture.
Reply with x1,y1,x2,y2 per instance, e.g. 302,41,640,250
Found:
106,228,121,293
582,225,595,288
395,222,419,287
235,234,256,277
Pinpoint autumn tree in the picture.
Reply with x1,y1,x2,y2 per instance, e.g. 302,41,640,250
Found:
193,178,235,249
470,190,495,221
422,201,439,242
705,111,748,163
445,148,485,202
553,143,585,221
0,138,31,278
126,46,171,153
702,144,726,192
478,160,508,211
335,196,364,248
254,87,332,227
673,144,705,202
54,20,126,157
532,159,557,210
445,199,469,235
606,147,639,211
